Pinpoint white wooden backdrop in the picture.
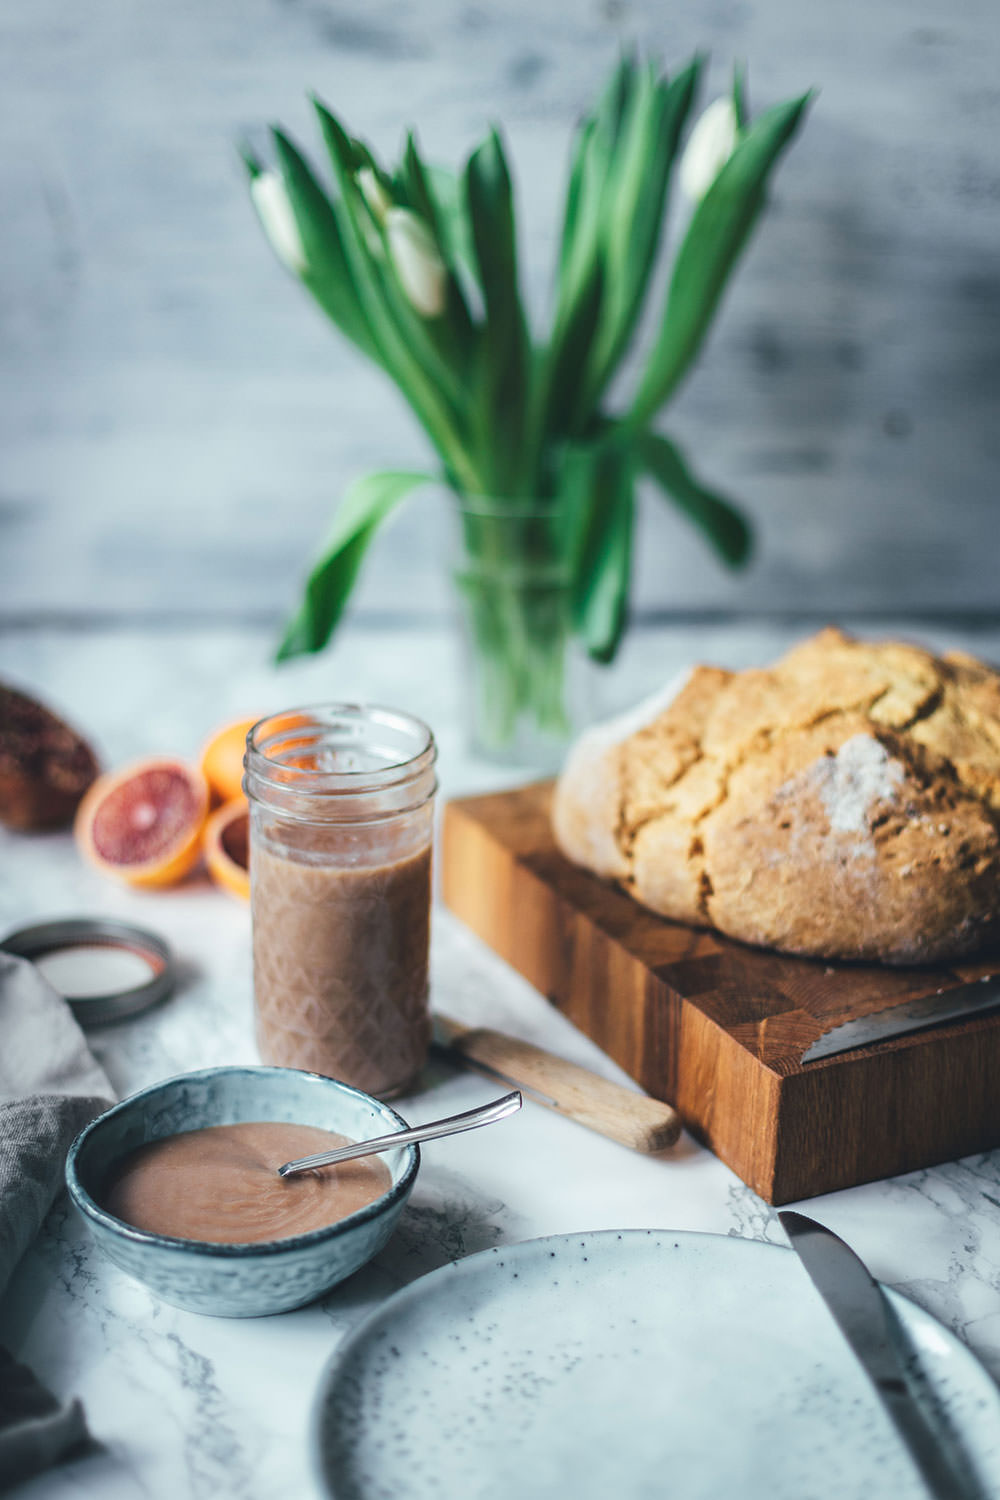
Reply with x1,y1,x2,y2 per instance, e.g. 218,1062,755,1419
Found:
2,0,999,629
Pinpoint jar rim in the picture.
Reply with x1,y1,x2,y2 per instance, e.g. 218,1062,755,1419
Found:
245,703,436,799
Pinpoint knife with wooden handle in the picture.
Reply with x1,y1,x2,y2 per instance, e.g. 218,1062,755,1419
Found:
430,1012,681,1153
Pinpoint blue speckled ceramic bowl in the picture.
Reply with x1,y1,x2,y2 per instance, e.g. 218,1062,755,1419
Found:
65,1065,419,1318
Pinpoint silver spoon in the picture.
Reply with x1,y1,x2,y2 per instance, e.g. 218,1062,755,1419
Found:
277,1090,523,1177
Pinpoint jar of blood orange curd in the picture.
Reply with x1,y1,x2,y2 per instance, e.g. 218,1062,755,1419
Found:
244,705,437,1098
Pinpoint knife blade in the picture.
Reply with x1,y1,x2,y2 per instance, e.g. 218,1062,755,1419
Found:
801,974,1000,1063
779,1211,984,1499
430,1012,681,1153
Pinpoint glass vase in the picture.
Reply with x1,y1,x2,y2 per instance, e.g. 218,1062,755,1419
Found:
452,495,593,770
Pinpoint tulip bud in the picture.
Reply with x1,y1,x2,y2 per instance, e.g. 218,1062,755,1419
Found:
678,97,739,202
357,166,393,226
250,171,307,274
385,208,447,318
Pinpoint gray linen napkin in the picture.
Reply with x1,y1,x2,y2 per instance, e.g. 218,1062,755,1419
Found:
0,951,114,1491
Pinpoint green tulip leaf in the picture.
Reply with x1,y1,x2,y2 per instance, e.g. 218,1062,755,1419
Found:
584,59,701,408
276,470,432,661
537,260,604,444
399,134,476,359
310,100,480,493
423,165,479,291
539,89,621,447
464,128,531,493
556,117,594,290
557,51,633,286
552,111,614,342
630,89,813,426
732,61,749,128
399,133,441,237
312,109,466,413
238,142,263,179
270,130,379,362
637,430,752,567
566,440,635,662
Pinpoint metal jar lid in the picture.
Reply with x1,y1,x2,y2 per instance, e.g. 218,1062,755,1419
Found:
0,917,176,1026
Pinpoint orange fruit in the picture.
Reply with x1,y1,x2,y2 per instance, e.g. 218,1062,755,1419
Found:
199,717,259,805
204,797,250,901
75,757,209,888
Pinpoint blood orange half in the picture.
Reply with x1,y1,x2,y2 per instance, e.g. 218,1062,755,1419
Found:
75,757,209,888
204,796,250,901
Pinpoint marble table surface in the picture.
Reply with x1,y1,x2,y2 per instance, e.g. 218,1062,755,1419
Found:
2,619,1000,1499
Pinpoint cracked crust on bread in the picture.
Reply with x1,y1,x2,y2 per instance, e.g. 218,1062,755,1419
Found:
551,628,1000,964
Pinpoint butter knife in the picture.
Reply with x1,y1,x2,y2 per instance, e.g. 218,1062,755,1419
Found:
430,1013,680,1153
801,974,1000,1063
780,1211,984,1499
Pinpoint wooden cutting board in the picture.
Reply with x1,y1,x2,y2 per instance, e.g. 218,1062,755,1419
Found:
441,781,1000,1204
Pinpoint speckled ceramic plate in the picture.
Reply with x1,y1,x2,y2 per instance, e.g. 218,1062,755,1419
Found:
312,1229,1000,1500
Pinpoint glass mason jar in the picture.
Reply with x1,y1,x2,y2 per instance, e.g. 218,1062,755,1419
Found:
452,495,594,770
244,705,437,1099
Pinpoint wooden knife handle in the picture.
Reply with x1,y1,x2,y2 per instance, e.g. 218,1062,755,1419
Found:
434,1014,681,1153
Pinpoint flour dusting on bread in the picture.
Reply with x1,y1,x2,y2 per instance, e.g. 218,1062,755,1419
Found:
812,735,905,835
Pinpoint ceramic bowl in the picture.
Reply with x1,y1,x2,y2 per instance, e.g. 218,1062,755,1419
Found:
65,1065,419,1318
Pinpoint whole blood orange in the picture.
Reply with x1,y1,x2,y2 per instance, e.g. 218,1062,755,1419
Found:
199,717,259,805
75,757,209,888
204,796,250,901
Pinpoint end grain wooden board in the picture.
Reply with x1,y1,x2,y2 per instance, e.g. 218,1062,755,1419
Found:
441,781,1000,1204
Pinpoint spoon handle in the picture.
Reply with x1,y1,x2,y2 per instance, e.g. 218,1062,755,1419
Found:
277,1090,522,1177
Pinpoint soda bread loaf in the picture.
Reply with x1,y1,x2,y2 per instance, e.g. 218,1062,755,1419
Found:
552,629,1000,964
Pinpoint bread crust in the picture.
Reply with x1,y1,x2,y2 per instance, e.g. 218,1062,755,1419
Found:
552,629,1000,964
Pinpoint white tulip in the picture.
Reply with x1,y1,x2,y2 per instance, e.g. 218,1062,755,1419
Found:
250,171,307,274
678,97,739,202
385,208,447,318
357,166,393,226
